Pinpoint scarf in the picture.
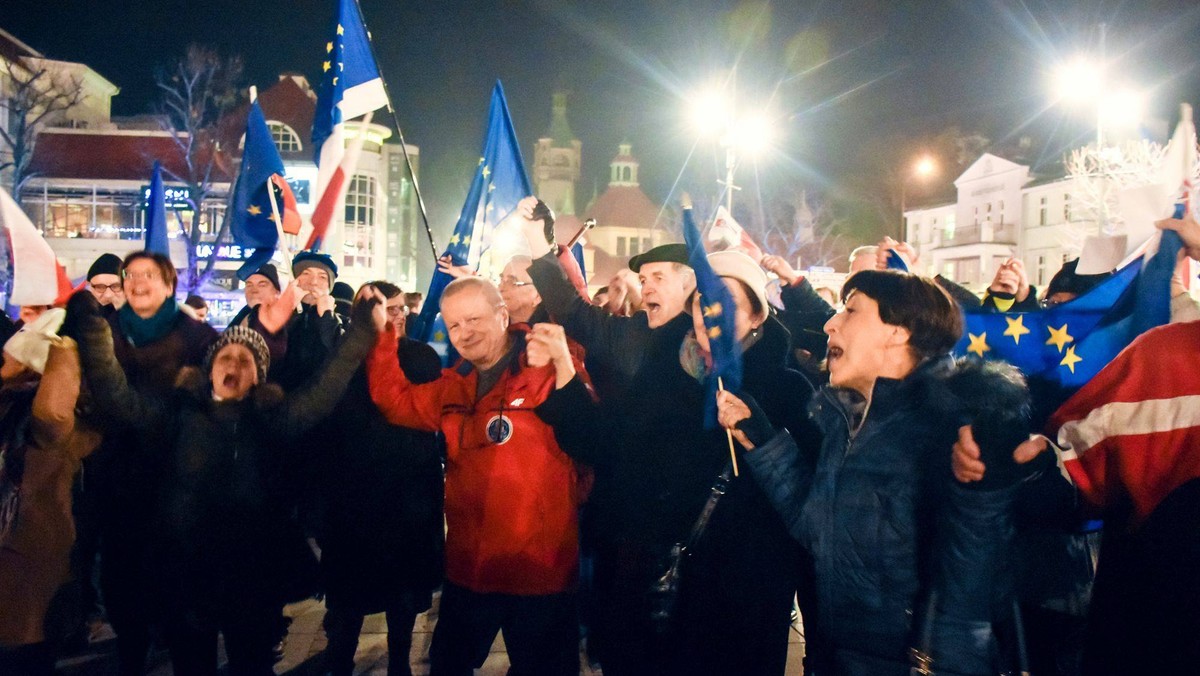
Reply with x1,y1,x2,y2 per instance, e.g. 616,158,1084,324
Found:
117,299,180,347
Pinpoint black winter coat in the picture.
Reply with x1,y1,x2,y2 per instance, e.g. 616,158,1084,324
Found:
317,336,445,615
77,310,376,615
746,357,1029,676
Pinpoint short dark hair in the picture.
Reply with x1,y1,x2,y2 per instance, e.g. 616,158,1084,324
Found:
184,294,207,310
366,280,403,299
122,251,178,293
841,270,962,361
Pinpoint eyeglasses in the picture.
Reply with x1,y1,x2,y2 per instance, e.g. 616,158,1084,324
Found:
122,270,162,282
386,305,410,317
498,276,531,288
91,283,124,294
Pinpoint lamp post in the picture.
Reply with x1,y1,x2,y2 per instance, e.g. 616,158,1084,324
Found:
689,74,775,212
1052,24,1146,150
899,155,937,239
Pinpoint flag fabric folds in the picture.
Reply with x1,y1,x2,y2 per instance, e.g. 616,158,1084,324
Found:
412,81,532,345
230,100,294,280
707,205,763,260
308,0,388,250
1,187,76,306
683,206,743,428
144,161,170,257
1048,319,1200,523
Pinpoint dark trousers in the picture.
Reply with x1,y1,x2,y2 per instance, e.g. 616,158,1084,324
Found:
324,605,418,676
429,582,578,676
164,602,281,676
0,643,54,676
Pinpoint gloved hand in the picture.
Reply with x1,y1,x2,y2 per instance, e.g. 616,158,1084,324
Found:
350,292,382,332
59,289,102,340
733,392,777,448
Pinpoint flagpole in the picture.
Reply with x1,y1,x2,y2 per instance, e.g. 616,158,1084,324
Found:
352,0,440,264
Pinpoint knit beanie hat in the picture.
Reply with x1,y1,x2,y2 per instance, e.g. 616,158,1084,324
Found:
291,251,338,289
3,308,66,374
87,253,123,281
248,263,281,291
204,325,270,384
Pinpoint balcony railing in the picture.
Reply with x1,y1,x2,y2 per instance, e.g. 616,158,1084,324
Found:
941,222,1017,247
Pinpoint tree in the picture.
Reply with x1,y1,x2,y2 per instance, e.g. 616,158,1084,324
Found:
1061,139,1169,256
746,188,850,270
0,58,84,201
153,45,243,294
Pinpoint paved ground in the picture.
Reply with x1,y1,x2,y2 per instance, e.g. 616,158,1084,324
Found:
56,593,807,674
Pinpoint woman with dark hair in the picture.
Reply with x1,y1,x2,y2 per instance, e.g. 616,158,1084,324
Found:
720,269,1033,675
317,282,445,676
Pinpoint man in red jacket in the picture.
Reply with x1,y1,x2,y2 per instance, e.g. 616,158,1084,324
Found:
365,276,589,676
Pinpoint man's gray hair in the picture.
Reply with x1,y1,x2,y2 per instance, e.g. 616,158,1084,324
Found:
441,276,505,311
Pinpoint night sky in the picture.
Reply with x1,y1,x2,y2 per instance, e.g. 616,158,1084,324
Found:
7,0,1200,239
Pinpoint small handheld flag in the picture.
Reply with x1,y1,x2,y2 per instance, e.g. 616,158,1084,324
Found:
144,162,170,257
229,99,292,280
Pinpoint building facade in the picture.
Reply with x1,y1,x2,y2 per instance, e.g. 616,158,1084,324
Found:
532,92,581,218
904,152,1099,291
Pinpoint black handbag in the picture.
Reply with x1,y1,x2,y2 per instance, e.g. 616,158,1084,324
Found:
647,461,733,634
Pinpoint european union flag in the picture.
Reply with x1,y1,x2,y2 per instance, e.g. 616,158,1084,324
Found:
144,162,170,257
683,205,742,428
413,81,532,351
229,100,287,280
954,229,1182,388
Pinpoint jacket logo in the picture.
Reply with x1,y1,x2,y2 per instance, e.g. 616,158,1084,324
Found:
486,414,514,445
509,398,525,406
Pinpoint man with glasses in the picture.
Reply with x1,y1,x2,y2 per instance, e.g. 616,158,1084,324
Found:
498,255,545,325
87,253,125,316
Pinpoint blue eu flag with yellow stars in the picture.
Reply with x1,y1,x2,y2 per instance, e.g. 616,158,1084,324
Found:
413,81,532,354
954,228,1182,388
229,100,287,280
683,205,742,428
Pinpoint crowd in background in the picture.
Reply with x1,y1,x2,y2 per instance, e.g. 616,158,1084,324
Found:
1,197,1199,676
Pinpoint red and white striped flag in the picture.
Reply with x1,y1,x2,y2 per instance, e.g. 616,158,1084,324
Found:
1,187,75,306
1048,319,1200,523
707,205,764,261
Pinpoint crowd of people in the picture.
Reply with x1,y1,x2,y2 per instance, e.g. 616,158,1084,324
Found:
1,196,1198,676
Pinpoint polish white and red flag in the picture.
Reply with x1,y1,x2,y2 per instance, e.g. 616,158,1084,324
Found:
707,205,764,261
1,187,77,306
1049,319,1200,524
306,0,388,250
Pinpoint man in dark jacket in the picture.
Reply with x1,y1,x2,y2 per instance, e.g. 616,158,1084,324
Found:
319,282,445,676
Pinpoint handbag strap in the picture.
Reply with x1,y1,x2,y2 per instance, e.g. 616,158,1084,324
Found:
681,461,734,553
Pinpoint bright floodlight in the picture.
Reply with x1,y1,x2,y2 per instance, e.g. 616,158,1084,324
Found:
1054,57,1103,103
914,156,937,178
1100,89,1145,129
689,87,733,137
732,111,774,156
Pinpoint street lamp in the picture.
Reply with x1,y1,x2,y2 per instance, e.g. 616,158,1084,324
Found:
689,78,776,212
899,155,937,238
1051,28,1146,149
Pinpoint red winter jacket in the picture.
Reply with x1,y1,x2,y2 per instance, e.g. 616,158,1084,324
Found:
367,324,586,595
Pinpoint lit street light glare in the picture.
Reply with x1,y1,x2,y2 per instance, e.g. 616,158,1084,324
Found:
689,87,733,137
1053,57,1103,103
731,111,775,157
914,156,937,178
1099,89,1146,129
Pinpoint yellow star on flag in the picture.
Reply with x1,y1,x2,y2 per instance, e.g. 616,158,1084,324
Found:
1003,314,1031,345
707,326,722,339
488,182,495,192
267,213,277,223
433,330,446,342
462,236,471,246
702,302,722,318
1045,323,1073,353
246,205,262,216
326,41,333,53
1060,345,1083,373
966,332,990,358
481,165,491,180
448,234,460,245
323,61,331,72
336,24,345,35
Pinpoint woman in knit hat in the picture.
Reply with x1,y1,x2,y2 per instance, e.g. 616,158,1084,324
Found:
64,286,382,675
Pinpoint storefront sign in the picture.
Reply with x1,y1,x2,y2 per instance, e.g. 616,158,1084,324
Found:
142,185,193,209
194,243,257,261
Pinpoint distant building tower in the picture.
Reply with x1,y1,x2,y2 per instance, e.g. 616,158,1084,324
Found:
608,141,639,187
532,92,581,216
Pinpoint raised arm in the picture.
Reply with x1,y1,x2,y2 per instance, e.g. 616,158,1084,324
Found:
367,324,447,433
31,337,82,449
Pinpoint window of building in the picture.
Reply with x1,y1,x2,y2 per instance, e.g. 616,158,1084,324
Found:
1036,254,1047,285
943,213,956,240
1064,193,1072,222
998,200,1004,224
973,206,979,226
1039,196,1048,226
616,237,626,257
629,236,641,257
268,122,303,152
342,174,376,269
643,237,651,252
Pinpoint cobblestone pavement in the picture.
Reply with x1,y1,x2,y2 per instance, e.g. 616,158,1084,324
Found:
56,593,807,674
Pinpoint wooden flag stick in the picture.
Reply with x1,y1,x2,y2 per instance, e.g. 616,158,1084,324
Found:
717,376,739,477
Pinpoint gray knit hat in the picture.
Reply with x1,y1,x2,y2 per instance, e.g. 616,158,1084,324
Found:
204,325,270,383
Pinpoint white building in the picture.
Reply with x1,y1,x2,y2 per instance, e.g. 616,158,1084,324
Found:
904,152,1100,291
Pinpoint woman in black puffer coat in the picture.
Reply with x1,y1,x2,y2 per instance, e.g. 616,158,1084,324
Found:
68,290,379,676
